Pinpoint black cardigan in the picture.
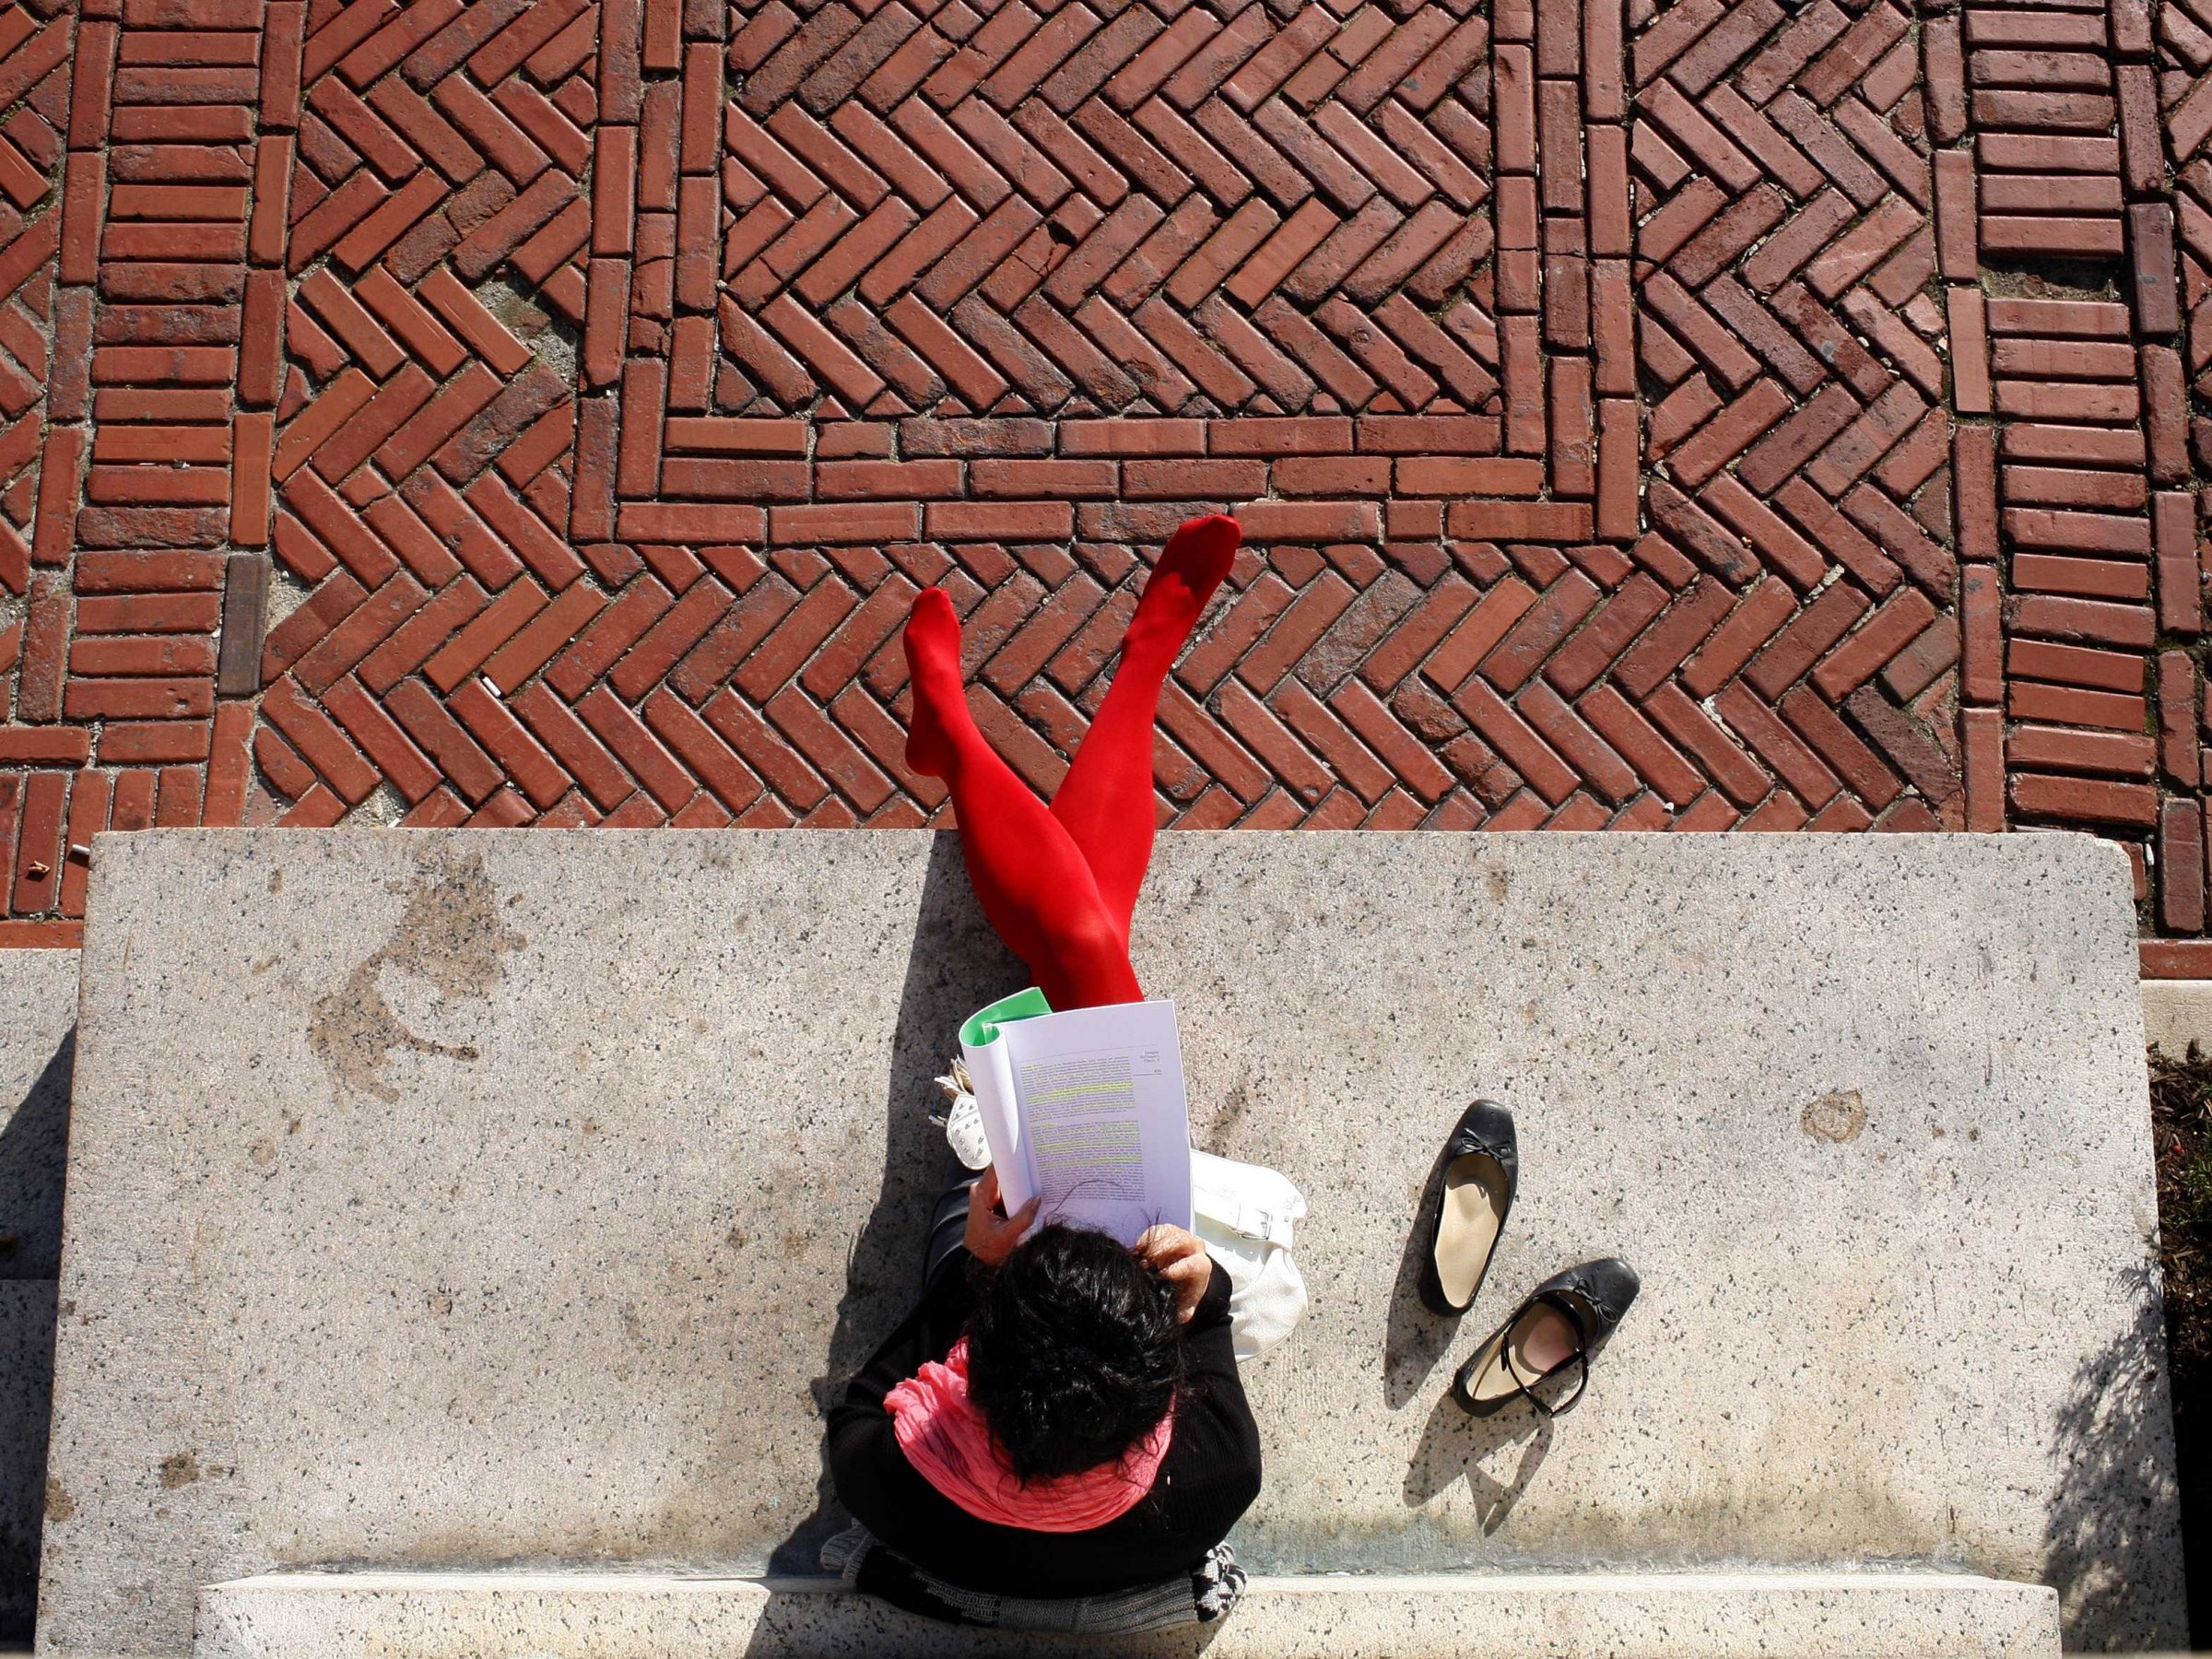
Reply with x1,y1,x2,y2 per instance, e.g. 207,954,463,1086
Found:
825,1252,1264,1598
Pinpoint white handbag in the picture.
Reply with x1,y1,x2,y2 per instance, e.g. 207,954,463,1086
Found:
1190,1149,1309,1359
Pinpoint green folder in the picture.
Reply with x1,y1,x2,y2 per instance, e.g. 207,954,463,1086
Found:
959,986,1053,1049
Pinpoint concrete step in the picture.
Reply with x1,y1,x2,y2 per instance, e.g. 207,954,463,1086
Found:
194,1570,2060,1658
36,830,2183,1656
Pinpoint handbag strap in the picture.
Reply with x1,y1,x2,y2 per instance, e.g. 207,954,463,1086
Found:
1191,1155,1300,1246
1195,1198,1289,1244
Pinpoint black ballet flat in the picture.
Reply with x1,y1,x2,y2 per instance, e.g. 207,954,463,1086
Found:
1452,1258,1641,1418
1418,1100,1517,1318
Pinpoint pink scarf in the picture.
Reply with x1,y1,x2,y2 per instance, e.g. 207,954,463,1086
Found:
883,1338,1173,1532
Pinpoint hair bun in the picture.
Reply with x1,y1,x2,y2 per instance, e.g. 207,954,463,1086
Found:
964,1222,1182,1483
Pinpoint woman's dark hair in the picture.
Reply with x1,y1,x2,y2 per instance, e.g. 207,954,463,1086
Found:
965,1222,1183,1482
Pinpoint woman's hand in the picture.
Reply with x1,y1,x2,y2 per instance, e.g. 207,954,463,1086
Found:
1135,1225,1213,1324
963,1167,1041,1268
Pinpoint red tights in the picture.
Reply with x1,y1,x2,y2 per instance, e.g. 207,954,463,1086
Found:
902,515,1241,1011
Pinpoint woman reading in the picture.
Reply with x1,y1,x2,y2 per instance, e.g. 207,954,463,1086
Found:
823,513,1262,1632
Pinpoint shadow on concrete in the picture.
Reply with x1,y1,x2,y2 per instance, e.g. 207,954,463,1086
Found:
0,1281,53,1647
1382,1135,1460,1411
1401,1383,1552,1533
2043,1264,2191,1653
769,836,1021,1576
0,1027,72,1281
0,1026,70,1643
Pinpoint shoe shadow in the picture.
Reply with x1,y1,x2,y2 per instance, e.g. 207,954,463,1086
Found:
1381,1136,1458,1410
1401,1388,1554,1534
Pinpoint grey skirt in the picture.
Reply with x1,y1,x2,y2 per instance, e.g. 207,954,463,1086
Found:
821,1522,1246,1634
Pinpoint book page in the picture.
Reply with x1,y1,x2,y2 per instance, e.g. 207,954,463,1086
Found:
1000,1000,1192,1245
962,1036,1030,1213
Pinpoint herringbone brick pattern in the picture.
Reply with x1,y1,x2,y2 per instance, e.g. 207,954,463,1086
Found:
0,0,2204,971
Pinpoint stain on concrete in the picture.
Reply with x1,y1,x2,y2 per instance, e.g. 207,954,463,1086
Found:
1194,1077,1253,1152
308,852,526,1103
156,1453,198,1489
42,1479,71,1524
1802,1089,1867,1144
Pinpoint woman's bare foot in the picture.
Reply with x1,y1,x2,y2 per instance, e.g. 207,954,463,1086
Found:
903,586,968,779
1124,513,1241,665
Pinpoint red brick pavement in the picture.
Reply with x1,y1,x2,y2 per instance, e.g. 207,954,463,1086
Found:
0,0,2206,971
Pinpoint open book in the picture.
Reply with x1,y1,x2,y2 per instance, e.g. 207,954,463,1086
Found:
959,990,1194,1246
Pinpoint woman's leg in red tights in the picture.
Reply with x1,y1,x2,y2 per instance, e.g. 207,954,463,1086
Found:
904,587,1142,1010
1049,514,1241,941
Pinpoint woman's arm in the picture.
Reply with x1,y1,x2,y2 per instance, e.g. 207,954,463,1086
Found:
1184,1252,1233,1333
832,1164,1034,1418
1171,1258,1263,1500
825,1265,977,1555
824,1173,1033,1556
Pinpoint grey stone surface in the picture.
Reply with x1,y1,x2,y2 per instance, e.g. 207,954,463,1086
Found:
2141,980,2212,1061
192,1570,2062,1658
39,830,2178,1658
